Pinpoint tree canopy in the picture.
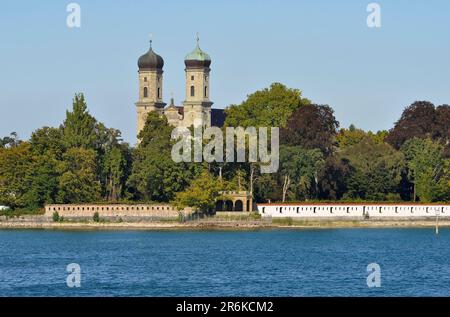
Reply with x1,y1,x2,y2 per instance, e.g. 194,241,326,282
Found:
1,88,449,211
386,101,450,151
281,104,339,155
224,83,310,128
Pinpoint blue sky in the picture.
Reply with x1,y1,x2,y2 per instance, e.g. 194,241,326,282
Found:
0,0,449,144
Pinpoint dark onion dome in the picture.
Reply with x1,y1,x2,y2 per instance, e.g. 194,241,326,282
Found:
138,41,164,70
184,37,211,68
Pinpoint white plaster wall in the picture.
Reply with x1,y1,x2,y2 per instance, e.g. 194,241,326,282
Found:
257,204,450,219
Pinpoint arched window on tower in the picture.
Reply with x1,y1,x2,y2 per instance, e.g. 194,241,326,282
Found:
143,87,148,98
157,88,160,99
190,85,195,97
204,86,208,98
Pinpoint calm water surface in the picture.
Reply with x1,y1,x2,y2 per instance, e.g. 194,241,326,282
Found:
1,228,449,296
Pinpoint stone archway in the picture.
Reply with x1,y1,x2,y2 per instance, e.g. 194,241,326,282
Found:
215,200,224,212
225,200,234,211
215,191,251,212
234,200,243,211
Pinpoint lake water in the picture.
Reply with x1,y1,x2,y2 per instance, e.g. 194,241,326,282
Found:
1,228,450,296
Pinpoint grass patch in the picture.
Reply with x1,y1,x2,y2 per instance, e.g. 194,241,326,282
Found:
0,208,45,218
212,212,262,221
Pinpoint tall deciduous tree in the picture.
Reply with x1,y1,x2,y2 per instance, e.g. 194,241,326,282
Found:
24,157,61,208
0,143,33,208
317,156,352,200
340,137,405,200
279,146,324,201
57,147,101,203
103,145,130,201
224,82,310,128
401,138,448,202
281,104,339,155
386,101,450,150
128,112,202,202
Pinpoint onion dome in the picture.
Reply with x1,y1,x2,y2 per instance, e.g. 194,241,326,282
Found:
138,40,164,70
184,35,211,68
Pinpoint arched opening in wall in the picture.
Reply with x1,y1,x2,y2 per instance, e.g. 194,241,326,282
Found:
157,87,160,98
225,200,233,211
204,86,208,98
143,87,148,98
246,200,250,212
190,85,195,97
235,200,243,212
215,200,224,212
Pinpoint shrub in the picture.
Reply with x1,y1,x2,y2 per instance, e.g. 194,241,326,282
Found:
52,211,60,222
93,212,100,222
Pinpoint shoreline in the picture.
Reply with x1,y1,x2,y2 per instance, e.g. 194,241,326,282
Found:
0,219,449,231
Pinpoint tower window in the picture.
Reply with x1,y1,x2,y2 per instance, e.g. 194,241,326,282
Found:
144,77,147,82
204,86,207,97
157,87,160,98
190,85,195,97
191,75,194,80
143,87,148,98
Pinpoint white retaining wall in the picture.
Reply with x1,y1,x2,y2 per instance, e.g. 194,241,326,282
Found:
256,204,450,219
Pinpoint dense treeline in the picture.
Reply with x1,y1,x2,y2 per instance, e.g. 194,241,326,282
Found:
0,84,449,212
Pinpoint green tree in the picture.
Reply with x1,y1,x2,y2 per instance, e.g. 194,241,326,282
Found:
317,156,352,200
128,112,202,202
340,137,405,200
23,154,60,208
61,93,99,149
22,127,66,208
57,147,101,203
0,143,33,208
103,145,131,201
337,125,387,149
438,159,450,201
174,170,225,213
401,138,448,202
137,111,174,149
224,83,310,128
279,146,324,201
254,173,281,202
30,127,65,158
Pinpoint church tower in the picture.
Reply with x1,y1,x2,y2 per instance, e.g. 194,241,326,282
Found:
135,40,166,138
182,36,213,127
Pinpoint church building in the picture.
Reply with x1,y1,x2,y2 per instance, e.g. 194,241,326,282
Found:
135,37,225,139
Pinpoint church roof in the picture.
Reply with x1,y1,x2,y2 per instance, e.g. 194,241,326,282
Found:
211,109,226,127
185,36,211,68
185,43,211,62
138,41,164,70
